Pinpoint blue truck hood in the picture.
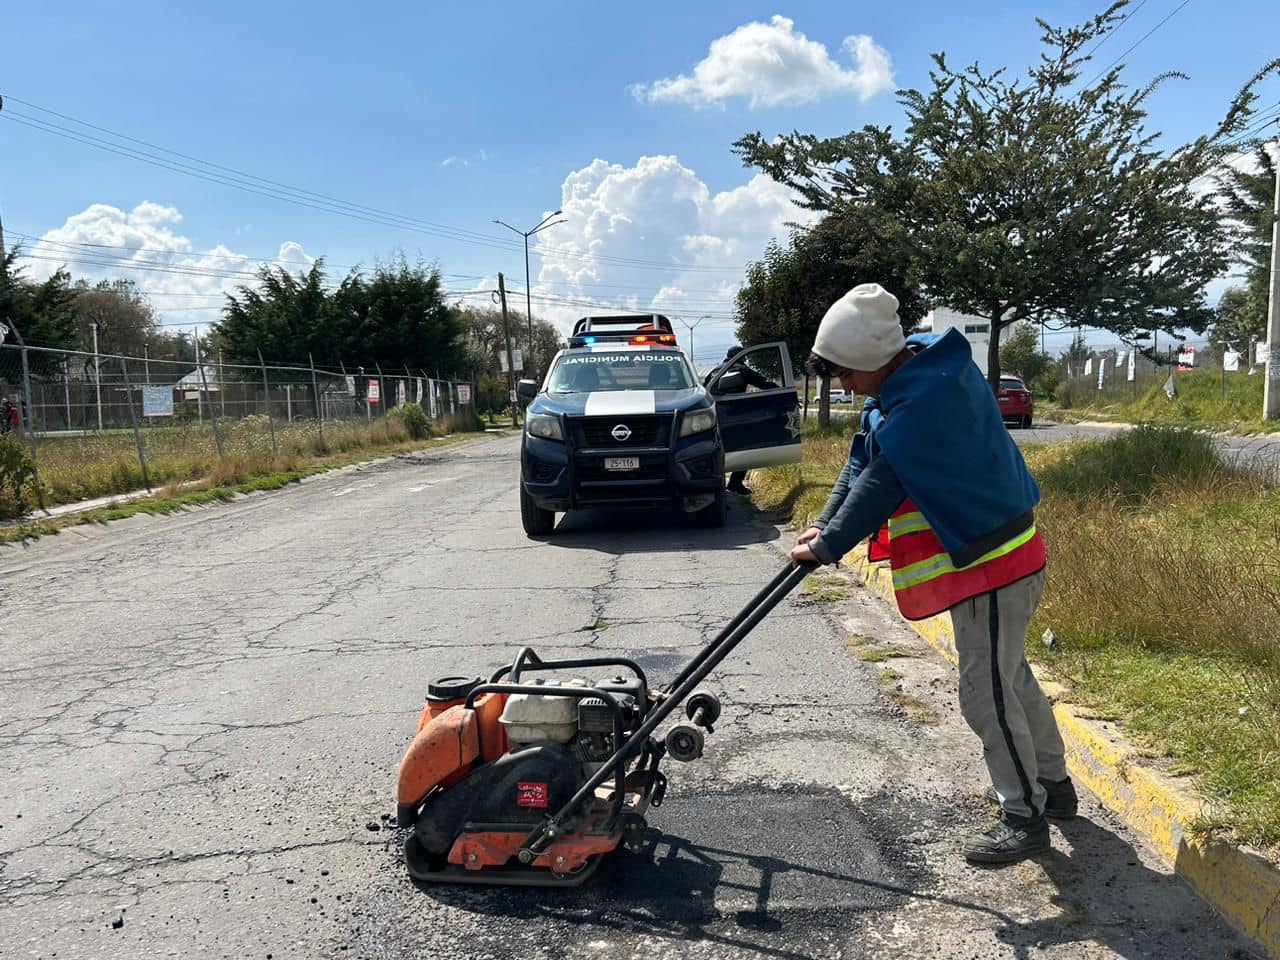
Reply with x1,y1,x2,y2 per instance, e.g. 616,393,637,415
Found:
530,387,708,417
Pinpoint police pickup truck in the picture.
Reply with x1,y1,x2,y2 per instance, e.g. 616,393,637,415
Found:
515,314,802,537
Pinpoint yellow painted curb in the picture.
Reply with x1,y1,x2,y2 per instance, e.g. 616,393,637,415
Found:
843,545,1280,957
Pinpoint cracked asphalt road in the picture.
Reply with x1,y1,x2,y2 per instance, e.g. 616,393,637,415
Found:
0,433,1262,959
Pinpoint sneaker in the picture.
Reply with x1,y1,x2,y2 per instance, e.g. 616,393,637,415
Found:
963,816,1050,865
984,776,1077,820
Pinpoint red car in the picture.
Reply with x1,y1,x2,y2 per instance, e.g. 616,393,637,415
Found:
997,376,1033,428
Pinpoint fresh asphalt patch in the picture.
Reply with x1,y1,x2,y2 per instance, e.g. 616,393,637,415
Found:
359,784,942,960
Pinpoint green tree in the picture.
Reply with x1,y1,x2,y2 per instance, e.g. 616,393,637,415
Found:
462,306,562,372
73,278,157,358
999,323,1051,385
348,257,466,373
1213,145,1276,343
1212,286,1266,352
1063,330,1092,374
735,213,926,424
217,260,332,368
215,256,468,375
1,247,78,358
735,3,1279,389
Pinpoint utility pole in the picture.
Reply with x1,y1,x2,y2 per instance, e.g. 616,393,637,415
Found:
498,272,518,425
92,320,103,432
494,210,567,377
1264,131,1280,420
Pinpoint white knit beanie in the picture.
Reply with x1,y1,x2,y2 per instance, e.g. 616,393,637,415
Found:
812,283,905,372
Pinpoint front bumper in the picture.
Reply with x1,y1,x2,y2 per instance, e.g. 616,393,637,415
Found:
522,429,722,512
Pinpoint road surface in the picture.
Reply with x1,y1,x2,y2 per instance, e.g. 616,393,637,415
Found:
0,434,1263,959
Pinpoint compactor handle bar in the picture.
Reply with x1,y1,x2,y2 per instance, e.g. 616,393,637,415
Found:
518,561,815,858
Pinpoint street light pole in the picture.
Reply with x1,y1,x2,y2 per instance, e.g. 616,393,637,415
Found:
680,314,712,369
494,210,567,376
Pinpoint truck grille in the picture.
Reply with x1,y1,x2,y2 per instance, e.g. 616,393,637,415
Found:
576,415,668,447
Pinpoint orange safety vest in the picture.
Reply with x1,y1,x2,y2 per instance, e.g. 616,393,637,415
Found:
873,498,1045,621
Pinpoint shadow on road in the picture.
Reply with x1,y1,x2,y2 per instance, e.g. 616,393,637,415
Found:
408,811,1253,960
544,498,781,554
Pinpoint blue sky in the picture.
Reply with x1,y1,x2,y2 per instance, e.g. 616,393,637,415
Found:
3,1,1278,362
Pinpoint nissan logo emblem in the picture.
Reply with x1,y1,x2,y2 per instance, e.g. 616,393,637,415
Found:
611,423,632,441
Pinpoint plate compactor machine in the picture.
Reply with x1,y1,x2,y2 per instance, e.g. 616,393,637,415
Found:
395,562,812,886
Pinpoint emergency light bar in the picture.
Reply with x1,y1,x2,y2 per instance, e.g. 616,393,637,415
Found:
568,331,678,348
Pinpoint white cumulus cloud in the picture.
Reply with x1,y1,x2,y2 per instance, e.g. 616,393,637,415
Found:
26,201,316,329
633,15,893,109
532,156,816,363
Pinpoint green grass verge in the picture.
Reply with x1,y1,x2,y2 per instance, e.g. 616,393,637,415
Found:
750,424,1280,856
0,430,485,545
1050,369,1278,434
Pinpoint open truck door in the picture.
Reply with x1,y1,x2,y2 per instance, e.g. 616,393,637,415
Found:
705,341,802,472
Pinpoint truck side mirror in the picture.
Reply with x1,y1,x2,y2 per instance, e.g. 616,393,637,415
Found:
516,379,538,401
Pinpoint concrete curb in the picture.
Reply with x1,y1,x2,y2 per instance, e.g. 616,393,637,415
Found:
844,545,1280,957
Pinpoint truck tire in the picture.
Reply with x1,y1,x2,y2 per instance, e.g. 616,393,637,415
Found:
695,489,727,528
520,485,556,537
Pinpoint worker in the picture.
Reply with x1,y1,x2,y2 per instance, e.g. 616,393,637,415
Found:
790,283,1075,865
705,346,778,495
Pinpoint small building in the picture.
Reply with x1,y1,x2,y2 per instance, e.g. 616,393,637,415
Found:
926,307,1017,375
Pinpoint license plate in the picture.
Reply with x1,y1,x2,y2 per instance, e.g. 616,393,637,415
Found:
605,457,640,471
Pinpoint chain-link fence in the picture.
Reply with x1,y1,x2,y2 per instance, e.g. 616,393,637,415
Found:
0,341,475,514
1052,338,1265,411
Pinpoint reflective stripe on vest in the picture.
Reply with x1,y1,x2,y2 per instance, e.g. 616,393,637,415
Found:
879,499,1046,621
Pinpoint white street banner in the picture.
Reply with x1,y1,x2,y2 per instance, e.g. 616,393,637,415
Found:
457,383,472,404
344,375,356,396
499,349,524,373
1127,348,1136,382
1223,350,1241,372
1096,357,1106,390
142,385,174,417
1084,357,1093,376
396,380,407,408
416,378,424,403
1258,343,1270,365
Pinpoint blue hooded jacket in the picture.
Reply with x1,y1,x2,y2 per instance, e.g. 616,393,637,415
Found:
811,328,1039,567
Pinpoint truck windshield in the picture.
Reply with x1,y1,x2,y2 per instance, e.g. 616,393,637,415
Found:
548,352,694,393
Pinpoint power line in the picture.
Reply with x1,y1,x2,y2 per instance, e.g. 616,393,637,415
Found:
1221,107,1280,149
14,239,744,311
1083,0,1151,60
1085,0,1193,87
8,230,487,283
2,95,749,275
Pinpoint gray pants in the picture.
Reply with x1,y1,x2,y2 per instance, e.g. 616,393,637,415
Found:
950,570,1067,821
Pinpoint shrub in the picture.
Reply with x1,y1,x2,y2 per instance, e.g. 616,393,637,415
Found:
390,402,432,440
0,436,38,519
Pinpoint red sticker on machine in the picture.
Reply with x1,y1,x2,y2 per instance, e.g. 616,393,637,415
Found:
516,782,549,808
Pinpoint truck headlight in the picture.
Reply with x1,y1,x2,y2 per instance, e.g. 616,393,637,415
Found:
678,408,716,438
526,413,563,441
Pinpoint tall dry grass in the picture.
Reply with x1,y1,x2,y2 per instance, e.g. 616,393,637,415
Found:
754,423,1280,850
22,409,472,512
